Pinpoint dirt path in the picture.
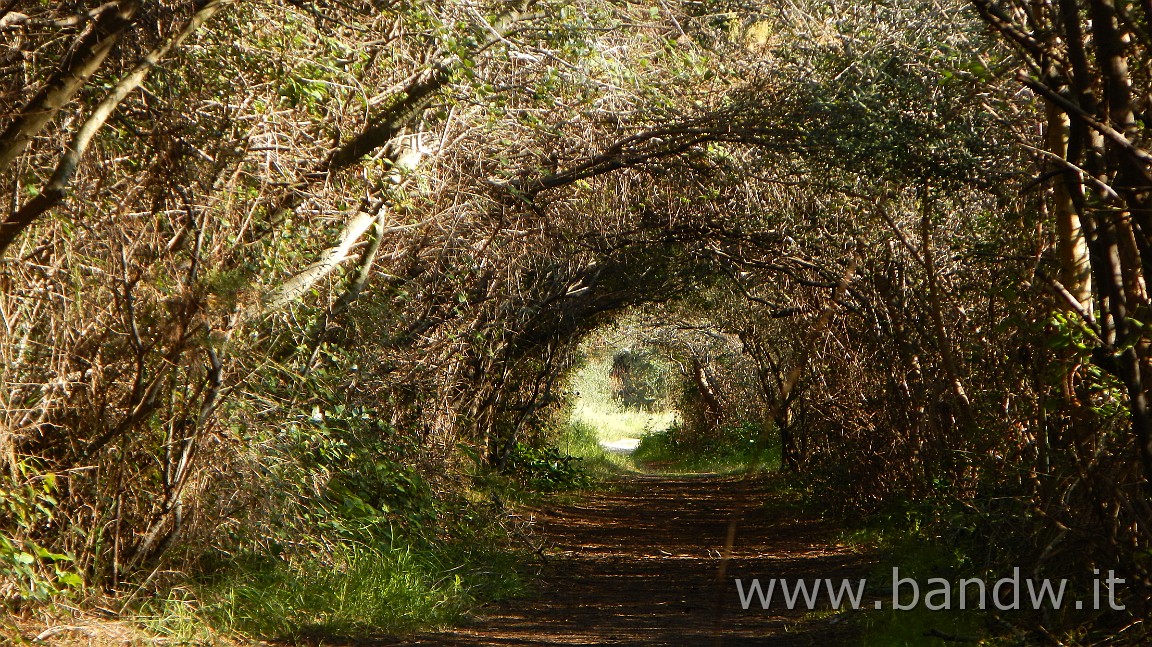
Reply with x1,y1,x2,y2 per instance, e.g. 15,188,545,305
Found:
409,473,874,646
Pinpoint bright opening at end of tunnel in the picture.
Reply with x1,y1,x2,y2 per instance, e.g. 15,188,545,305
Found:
560,312,779,474
566,344,680,457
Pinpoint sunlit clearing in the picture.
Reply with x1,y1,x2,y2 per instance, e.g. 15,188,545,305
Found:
568,350,679,446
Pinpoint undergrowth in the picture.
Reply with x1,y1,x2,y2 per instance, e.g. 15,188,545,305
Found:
558,420,636,475
129,387,540,644
831,494,1135,646
143,532,523,642
632,421,779,473
838,498,988,647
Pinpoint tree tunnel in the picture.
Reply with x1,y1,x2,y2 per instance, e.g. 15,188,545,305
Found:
449,183,972,492
3,0,1152,636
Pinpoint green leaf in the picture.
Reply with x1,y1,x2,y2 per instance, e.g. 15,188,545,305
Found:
34,545,71,562
56,572,83,588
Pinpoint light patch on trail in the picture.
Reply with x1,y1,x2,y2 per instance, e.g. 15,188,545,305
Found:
600,438,641,454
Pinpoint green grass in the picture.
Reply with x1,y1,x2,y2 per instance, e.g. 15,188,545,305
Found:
558,350,686,476
143,537,523,643
559,419,636,475
569,399,679,444
632,422,780,473
566,353,679,445
857,604,985,647
834,500,992,646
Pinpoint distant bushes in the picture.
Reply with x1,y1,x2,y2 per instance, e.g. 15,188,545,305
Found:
503,442,591,492
633,421,779,472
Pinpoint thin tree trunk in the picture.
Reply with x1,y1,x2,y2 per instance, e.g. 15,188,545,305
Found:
303,212,389,365
0,0,229,256
252,209,380,317
1047,102,1093,307
691,358,722,436
0,0,139,174
759,253,860,471
919,192,974,425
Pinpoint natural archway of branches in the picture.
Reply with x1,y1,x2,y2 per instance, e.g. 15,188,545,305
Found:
2,0,1151,643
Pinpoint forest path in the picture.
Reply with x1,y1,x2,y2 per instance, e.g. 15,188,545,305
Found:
405,473,875,646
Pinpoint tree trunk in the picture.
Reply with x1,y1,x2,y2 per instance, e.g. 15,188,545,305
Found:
0,1,139,174
919,193,974,426
1047,102,1093,307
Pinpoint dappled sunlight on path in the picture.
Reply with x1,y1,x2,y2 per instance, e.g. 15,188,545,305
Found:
401,474,874,646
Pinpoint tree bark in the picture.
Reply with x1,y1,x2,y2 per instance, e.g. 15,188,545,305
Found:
919,192,974,425
754,253,859,471
1047,103,1093,308
253,208,380,317
0,0,229,257
0,0,139,175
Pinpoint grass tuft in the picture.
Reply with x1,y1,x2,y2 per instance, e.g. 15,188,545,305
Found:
143,539,523,642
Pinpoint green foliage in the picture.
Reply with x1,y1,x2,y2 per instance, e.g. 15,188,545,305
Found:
557,419,635,474
148,535,522,641
5,0,1149,642
858,604,985,647
633,421,777,472
0,463,82,606
609,348,669,411
503,442,591,492
837,489,1123,645
836,498,988,645
225,365,439,550
123,353,494,639
1040,310,1126,419
166,380,526,641
568,349,680,443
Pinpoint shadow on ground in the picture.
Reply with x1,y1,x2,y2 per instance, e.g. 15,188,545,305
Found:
307,473,875,647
